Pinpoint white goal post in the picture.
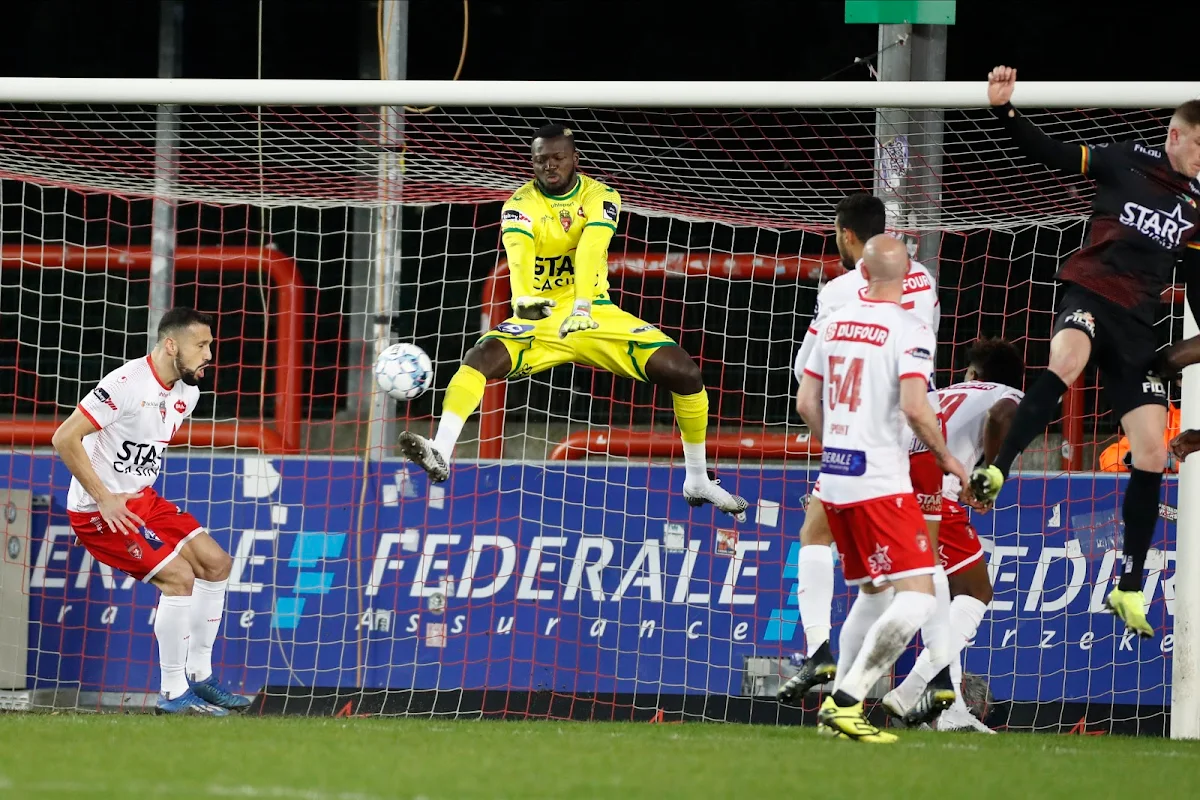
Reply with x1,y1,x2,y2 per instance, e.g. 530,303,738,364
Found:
0,76,1197,738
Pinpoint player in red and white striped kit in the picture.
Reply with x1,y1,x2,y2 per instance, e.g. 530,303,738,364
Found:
781,192,944,706
886,338,1025,733
51,308,248,716
796,234,968,743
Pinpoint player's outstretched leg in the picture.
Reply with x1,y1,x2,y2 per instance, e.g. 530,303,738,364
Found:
150,559,227,716
180,535,249,710
643,347,748,520
399,339,512,484
969,327,1090,504
1103,404,1167,638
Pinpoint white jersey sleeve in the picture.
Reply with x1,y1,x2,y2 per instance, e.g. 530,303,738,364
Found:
77,371,137,431
66,356,200,513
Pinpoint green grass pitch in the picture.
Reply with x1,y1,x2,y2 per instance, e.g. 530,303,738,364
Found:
1,715,1197,798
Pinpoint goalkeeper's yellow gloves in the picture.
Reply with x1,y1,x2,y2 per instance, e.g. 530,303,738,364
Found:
559,300,599,338
513,295,556,320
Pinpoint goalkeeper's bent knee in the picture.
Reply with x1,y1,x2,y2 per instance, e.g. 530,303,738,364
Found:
442,365,487,420
672,390,709,445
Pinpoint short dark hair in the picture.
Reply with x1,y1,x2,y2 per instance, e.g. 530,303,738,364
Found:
966,337,1025,389
835,193,887,244
532,122,575,147
1173,100,1200,128
157,307,213,341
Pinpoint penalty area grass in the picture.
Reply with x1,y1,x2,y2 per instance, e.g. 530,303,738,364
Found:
0,714,1197,799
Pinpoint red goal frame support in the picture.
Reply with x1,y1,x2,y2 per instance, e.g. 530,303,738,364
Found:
479,253,843,460
0,245,304,454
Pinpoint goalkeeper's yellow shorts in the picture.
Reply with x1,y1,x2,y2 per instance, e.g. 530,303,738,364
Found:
478,299,676,382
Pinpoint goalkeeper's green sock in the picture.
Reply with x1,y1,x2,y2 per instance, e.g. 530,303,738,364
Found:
672,390,710,481
433,365,487,457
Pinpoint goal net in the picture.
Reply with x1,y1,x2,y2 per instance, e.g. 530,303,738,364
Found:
0,82,1190,736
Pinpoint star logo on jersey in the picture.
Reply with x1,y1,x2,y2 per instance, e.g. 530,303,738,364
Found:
868,544,892,574
1117,202,1195,248
558,208,573,233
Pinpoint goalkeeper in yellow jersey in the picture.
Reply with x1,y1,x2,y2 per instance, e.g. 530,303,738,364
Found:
398,123,748,518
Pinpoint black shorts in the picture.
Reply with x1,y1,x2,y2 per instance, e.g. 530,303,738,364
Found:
1053,284,1168,420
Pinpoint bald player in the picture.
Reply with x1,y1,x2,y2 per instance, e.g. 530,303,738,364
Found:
796,234,967,743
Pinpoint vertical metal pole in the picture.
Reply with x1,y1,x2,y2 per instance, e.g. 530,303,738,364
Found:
368,1,408,457
148,0,183,350
873,23,912,249
1173,295,1200,740
909,24,947,276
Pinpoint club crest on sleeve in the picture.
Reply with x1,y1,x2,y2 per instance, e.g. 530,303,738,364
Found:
905,346,932,360
602,201,618,222
92,387,118,411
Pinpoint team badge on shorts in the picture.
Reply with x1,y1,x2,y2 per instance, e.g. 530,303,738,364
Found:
125,538,143,560
868,544,892,573
1063,309,1096,338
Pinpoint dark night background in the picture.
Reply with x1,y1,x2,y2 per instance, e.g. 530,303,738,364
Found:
1,1,1192,449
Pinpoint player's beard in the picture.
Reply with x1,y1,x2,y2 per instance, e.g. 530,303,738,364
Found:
176,357,207,386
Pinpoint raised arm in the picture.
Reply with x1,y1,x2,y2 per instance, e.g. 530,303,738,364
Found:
988,65,1124,181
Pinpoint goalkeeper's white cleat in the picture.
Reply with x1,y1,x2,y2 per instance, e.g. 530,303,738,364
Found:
682,475,748,521
397,431,450,484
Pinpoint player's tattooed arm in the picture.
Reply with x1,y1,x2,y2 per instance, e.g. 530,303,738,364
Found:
901,377,968,488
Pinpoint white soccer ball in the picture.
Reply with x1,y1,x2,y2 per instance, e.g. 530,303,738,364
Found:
374,343,433,401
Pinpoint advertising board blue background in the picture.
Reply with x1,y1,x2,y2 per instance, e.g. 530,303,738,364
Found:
2,454,1178,707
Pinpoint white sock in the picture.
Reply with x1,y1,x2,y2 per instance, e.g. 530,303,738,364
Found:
833,587,894,692
155,594,193,700
891,567,953,707
682,441,708,481
185,578,228,683
949,594,988,711
432,411,465,458
797,545,836,657
839,590,936,702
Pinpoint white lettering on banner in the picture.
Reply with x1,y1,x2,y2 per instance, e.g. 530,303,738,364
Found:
1080,631,1094,650
458,535,517,599
518,537,569,601
229,530,277,593
410,534,462,597
30,526,70,589
719,540,769,605
239,611,255,629
100,606,117,625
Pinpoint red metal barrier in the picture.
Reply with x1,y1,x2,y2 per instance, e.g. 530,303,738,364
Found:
549,429,820,462
480,253,844,459
1,245,304,454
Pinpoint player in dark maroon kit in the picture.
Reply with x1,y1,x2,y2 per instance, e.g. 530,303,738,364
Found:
969,66,1200,639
